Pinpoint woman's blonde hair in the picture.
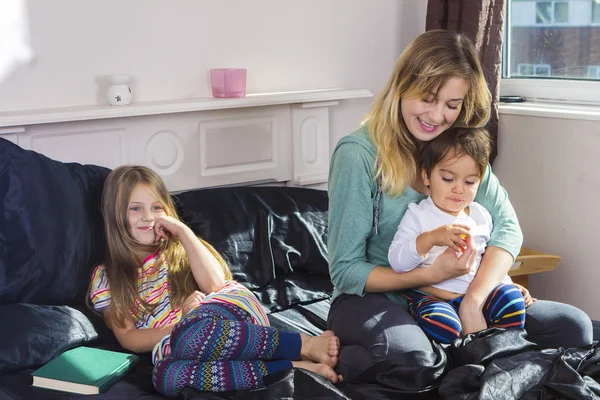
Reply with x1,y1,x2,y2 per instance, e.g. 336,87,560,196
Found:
363,29,492,196
93,165,232,328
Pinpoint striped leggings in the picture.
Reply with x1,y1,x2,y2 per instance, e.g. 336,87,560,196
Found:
404,284,526,344
152,302,301,395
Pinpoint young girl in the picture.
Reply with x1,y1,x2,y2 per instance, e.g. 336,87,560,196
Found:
89,166,341,396
387,128,526,343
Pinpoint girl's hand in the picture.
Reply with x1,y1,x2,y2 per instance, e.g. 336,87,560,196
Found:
513,282,536,308
427,224,471,253
428,235,476,283
181,290,206,316
154,215,186,240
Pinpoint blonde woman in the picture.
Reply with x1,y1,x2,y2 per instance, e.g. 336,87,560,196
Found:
89,166,341,396
327,30,592,381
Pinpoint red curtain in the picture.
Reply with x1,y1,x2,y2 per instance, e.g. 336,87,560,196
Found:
426,0,506,164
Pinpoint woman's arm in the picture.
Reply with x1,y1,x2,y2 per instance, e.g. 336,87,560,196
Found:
465,246,513,302
474,164,523,260
460,166,524,334
460,246,514,333
465,198,516,304
327,140,380,295
367,244,476,292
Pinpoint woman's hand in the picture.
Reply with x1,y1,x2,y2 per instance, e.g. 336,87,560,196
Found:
426,224,471,253
154,215,186,240
459,296,487,336
427,235,477,284
181,290,206,316
513,282,536,308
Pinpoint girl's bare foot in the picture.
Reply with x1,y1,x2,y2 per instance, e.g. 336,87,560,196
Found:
292,360,343,384
300,330,340,368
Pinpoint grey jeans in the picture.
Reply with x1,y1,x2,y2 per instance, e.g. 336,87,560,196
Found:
327,293,593,381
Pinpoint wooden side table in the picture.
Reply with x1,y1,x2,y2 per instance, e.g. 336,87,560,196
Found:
508,247,560,289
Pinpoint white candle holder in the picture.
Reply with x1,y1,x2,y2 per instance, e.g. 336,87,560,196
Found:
106,74,132,106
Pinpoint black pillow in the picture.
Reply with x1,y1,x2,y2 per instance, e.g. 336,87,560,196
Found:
174,186,333,312
0,138,110,305
0,304,98,375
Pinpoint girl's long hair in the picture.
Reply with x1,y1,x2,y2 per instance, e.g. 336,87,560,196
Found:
93,166,232,328
363,29,492,196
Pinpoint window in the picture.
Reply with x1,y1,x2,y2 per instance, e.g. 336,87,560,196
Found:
554,2,569,23
536,2,552,24
588,66,600,79
501,0,600,103
535,1,569,25
518,64,535,76
594,0,600,23
517,63,552,76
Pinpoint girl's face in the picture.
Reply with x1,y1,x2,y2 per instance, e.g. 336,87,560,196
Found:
400,77,469,143
422,149,481,217
127,183,166,245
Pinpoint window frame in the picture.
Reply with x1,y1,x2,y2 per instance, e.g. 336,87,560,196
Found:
501,0,600,104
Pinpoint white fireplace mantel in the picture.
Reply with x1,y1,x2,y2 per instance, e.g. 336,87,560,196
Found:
0,89,372,128
0,89,373,191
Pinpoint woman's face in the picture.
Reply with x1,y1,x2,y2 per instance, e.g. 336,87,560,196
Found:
400,77,469,142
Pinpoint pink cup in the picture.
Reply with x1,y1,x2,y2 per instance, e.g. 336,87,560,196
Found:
210,68,247,98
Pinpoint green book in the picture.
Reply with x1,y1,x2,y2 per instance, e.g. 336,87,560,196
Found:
31,346,139,395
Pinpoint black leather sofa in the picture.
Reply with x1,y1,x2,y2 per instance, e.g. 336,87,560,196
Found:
1,137,599,400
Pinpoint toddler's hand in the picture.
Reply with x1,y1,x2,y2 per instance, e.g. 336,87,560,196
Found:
427,224,471,253
513,282,536,308
181,290,206,316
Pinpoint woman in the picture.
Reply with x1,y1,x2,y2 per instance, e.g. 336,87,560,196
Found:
327,29,593,382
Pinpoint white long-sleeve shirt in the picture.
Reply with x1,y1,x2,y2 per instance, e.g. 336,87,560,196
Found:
388,196,512,294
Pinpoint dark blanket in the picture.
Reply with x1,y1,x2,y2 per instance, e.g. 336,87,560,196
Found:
3,328,598,399
439,329,600,400
179,329,600,400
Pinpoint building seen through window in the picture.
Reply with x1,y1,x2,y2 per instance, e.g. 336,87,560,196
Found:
505,0,600,80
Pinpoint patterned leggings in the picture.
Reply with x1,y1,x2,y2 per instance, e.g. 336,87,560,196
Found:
404,283,526,344
152,302,301,395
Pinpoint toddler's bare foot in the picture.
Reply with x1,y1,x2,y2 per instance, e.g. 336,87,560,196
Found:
300,330,340,368
292,360,343,384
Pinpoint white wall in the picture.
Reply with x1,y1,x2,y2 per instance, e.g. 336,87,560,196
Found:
494,114,600,320
8,1,592,319
0,0,427,148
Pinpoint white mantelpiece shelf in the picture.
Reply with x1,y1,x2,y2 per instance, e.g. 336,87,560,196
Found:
0,88,373,128
2,88,372,191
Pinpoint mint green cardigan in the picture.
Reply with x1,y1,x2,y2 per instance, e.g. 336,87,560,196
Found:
327,125,523,307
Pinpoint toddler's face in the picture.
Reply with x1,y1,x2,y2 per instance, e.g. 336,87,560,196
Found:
423,150,480,216
127,183,166,245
